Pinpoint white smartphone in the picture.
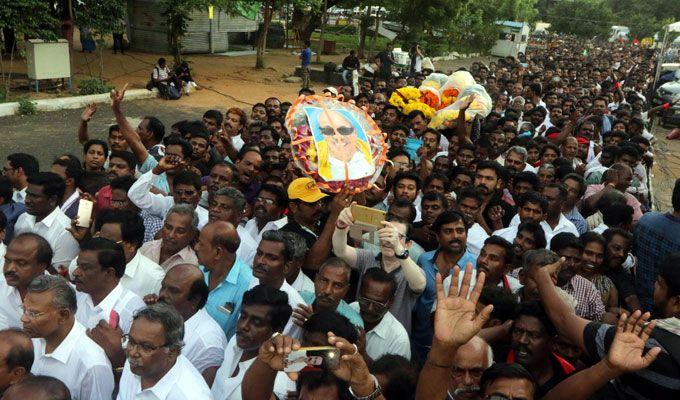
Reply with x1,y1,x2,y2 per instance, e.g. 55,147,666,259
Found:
76,199,94,228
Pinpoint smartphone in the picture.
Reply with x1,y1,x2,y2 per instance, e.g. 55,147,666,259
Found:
283,346,340,373
351,204,386,229
76,199,94,228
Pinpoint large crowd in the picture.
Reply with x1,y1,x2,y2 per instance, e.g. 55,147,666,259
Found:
0,35,679,400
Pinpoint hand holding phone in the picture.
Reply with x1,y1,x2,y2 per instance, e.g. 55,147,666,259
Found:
283,346,340,373
76,199,94,228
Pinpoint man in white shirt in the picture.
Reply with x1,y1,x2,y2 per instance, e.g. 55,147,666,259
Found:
14,172,79,271
73,238,145,334
4,153,39,205
284,232,315,293
476,236,522,292
505,146,537,174
211,285,294,400
50,158,81,220
94,209,165,297
0,233,52,330
244,184,288,245
456,188,490,257
350,268,410,361
144,264,227,386
128,165,208,229
117,303,213,400
1,375,71,400
250,230,307,338
0,328,34,395
208,187,257,267
541,183,580,243
23,275,114,400
495,191,548,243
139,204,199,272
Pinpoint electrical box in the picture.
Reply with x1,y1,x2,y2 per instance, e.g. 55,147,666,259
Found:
25,39,71,80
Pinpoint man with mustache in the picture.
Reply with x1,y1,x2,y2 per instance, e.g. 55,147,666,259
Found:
235,148,263,205
281,178,328,249
117,303,212,399
293,258,364,328
0,233,52,330
476,236,520,292
143,264,227,386
243,184,288,246
211,285,294,399
23,275,114,400
447,336,494,400
602,228,641,312
511,222,546,270
414,210,476,362
508,301,574,398
456,188,490,257
411,192,446,252
199,161,236,210
250,230,307,338
139,204,199,273
208,187,257,267
473,161,514,232
195,221,252,339
93,150,137,211
349,268,410,361
494,191,548,243
14,172,79,272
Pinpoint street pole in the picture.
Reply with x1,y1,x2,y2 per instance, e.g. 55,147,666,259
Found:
316,0,327,63
209,5,214,54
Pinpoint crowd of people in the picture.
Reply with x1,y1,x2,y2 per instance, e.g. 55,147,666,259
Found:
0,35,679,400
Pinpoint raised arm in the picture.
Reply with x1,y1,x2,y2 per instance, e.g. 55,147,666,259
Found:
416,265,492,400
378,221,426,292
242,334,300,400
533,259,589,351
543,311,660,400
78,102,97,144
128,159,177,217
332,206,359,268
304,189,352,272
110,84,149,163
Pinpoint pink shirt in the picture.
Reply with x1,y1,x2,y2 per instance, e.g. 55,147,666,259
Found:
583,184,643,221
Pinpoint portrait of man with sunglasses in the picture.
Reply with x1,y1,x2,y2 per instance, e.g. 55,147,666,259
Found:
309,108,376,182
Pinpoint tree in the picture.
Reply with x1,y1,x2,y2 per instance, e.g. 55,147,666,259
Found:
0,0,59,96
75,0,127,79
544,0,615,38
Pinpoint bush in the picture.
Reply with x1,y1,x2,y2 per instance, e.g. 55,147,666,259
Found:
18,99,37,115
0,88,6,103
78,78,114,95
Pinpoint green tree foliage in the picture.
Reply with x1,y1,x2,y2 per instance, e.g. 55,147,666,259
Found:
543,0,614,37
75,0,127,78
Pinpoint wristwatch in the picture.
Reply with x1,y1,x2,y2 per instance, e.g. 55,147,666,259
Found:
395,249,409,259
349,375,383,400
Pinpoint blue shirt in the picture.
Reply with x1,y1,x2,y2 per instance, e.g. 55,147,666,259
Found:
564,206,588,235
412,248,477,361
633,212,680,311
138,154,170,193
299,291,364,328
301,48,312,68
202,258,253,339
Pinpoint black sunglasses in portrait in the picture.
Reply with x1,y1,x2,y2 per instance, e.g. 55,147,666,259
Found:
320,125,355,136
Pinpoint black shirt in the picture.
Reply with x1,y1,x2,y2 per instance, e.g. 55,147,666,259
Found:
342,55,360,70
483,193,516,229
281,220,318,249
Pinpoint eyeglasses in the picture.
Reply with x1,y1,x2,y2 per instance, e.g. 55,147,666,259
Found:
20,307,49,320
122,334,168,353
358,296,389,309
255,197,276,205
320,125,355,136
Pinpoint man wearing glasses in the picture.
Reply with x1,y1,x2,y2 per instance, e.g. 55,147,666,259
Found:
118,303,212,399
243,184,288,246
349,268,410,362
22,275,114,400
128,158,208,229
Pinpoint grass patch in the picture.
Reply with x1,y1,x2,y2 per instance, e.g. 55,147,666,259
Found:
18,99,37,115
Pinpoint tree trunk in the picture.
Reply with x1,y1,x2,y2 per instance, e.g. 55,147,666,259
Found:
358,7,371,59
368,10,380,57
5,41,16,96
291,0,342,42
256,1,273,69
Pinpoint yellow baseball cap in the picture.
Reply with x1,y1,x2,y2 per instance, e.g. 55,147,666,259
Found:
288,178,329,203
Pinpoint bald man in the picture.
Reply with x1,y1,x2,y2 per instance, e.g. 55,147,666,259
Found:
317,110,375,181
144,264,227,386
1,375,70,400
194,221,253,338
0,329,33,395
447,336,494,400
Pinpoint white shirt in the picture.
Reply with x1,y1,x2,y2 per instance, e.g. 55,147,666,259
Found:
117,354,213,400
593,222,609,234
152,65,171,82
523,163,538,173
327,152,375,182
290,270,315,293
249,278,306,338
14,207,80,269
32,321,114,400
121,252,166,297
236,225,257,267
244,216,288,246
0,272,24,330
211,336,294,400
182,308,228,373
75,283,146,334
493,225,519,243
349,303,410,360
542,214,580,244
467,223,489,257
128,170,208,229
12,187,26,204
0,243,5,269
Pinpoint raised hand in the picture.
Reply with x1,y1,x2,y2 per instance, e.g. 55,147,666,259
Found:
336,205,355,229
292,303,314,327
257,333,301,379
330,188,353,216
81,102,97,122
327,332,373,390
605,310,661,374
110,83,129,109
433,264,493,348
